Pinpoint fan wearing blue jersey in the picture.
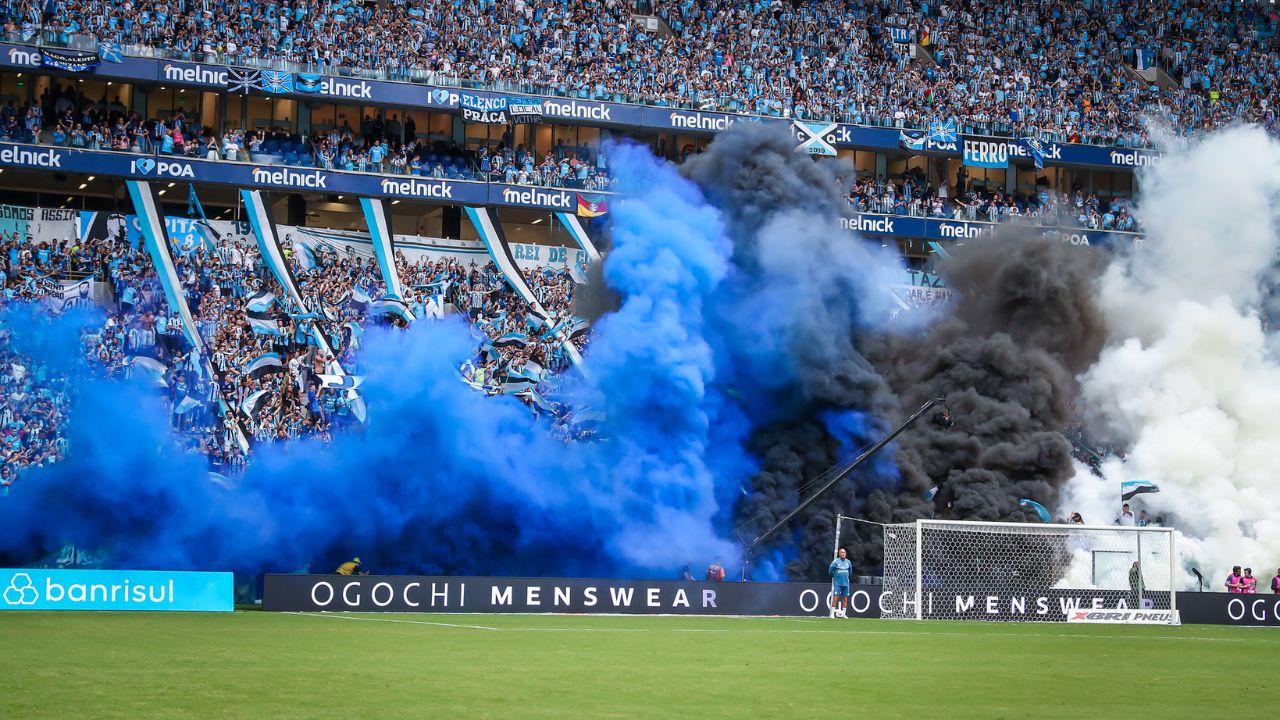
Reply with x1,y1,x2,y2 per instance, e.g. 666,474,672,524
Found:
829,547,853,619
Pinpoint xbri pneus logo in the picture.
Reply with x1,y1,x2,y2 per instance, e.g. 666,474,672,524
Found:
4,573,38,605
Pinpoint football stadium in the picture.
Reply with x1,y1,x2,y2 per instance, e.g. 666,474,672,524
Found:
2,0,1280,716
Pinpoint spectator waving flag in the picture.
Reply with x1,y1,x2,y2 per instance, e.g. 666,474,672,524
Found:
576,194,608,218
99,42,123,64
1121,480,1160,501
241,389,270,419
1019,498,1051,523
244,352,284,380
1018,137,1046,170
246,311,282,336
246,291,275,314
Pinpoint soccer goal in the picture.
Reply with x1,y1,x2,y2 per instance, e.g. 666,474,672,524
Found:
879,520,1178,624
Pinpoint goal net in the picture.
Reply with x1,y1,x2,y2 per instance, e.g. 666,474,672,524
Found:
880,520,1177,624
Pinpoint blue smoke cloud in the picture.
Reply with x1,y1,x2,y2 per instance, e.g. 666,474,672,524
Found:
0,138,893,579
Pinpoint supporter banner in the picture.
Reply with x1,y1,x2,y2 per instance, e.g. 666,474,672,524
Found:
1,568,232,611
509,98,545,124
793,120,839,157
888,25,912,43
46,277,94,312
38,48,99,73
264,574,860,617
0,203,76,244
962,136,1009,168
461,92,509,124
258,70,294,94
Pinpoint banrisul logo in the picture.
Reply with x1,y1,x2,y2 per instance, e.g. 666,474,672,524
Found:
4,572,37,605
0,568,234,612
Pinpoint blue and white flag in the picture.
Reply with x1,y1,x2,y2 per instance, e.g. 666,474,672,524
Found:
241,389,270,418
1018,137,1046,170
174,394,203,415
246,291,275,314
98,42,123,64
246,311,282,336
927,118,958,146
295,73,323,93
350,286,372,310
259,70,294,94
898,130,926,152
1019,498,1052,523
493,331,530,349
1121,480,1160,501
127,355,169,388
244,352,284,379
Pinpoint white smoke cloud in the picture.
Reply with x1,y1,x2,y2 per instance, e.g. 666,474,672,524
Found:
1065,126,1280,588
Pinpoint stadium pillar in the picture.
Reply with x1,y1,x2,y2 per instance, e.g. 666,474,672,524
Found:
441,205,462,239
287,194,306,227
875,153,887,181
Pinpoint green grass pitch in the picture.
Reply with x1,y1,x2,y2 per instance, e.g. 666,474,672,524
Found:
2,611,1277,718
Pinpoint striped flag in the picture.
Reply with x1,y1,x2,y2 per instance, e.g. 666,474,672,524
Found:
241,389,270,418
1121,480,1160,501
246,311,282,336
244,352,284,379
246,291,275,314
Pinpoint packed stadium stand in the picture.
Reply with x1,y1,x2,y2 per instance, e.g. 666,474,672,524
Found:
0,0,1204,491
8,0,1278,141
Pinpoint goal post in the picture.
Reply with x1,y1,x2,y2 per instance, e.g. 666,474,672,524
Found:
880,520,1178,624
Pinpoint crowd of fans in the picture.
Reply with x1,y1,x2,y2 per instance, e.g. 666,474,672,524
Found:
6,0,1280,143
0,211,589,493
2,82,619,188
845,168,1138,231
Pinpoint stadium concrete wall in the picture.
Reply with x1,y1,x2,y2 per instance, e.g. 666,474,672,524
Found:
264,575,1280,625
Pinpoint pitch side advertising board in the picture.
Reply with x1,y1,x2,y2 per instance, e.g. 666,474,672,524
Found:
263,575,1279,626
0,568,234,612
264,575,881,618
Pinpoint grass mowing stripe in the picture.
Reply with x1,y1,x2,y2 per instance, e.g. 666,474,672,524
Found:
285,611,499,630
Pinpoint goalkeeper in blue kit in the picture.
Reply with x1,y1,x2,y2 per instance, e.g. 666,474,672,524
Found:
829,547,852,619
